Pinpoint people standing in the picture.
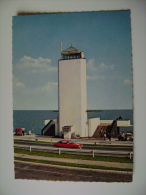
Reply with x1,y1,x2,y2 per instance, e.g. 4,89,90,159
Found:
104,131,106,140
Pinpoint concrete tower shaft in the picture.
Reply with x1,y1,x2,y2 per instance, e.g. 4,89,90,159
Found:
58,46,87,138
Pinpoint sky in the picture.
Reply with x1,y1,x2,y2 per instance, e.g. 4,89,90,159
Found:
12,10,133,110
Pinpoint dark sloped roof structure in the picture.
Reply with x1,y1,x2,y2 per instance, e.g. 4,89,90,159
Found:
61,45,82,55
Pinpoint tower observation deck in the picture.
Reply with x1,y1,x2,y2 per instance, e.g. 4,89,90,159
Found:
61,45,85,60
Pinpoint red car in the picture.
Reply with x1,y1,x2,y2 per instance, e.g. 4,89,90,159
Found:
54,140,83,149
15,128,23,135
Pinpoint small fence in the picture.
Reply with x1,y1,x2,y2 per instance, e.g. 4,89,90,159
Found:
14,137,133,146
14,144,133,159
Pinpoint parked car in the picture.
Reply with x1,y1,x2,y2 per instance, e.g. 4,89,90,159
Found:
54,140,83,149
15,128,24,136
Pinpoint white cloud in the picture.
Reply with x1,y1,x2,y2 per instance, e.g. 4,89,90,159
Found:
123,79,132,85
13,71,58,96
87,60,108,73
13,81,58,110
19,56,51,67
42,82,58,92
99,63,115,71
99,63,108,69
13,75,25,88
87,60,115,73
87,59,115,82
87,75,105,81
110,64,115,70
16,82,25,88
23,82,58,95
87,59,96,71
17,56,57,73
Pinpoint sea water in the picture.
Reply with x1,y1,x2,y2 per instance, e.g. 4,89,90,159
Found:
13,110,133,135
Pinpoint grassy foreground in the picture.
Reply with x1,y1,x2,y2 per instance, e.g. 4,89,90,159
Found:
14,148,133,163
14,157,133,172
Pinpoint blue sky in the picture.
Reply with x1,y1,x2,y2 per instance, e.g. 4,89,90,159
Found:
12,10,133,110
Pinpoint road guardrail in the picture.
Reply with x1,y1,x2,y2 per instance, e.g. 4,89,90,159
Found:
14,137,133,146
14,144,133,159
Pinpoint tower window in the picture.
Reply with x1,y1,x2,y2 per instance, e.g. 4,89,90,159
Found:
62,53,82,60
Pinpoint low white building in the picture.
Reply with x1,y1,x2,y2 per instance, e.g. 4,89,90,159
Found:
42,116,132,139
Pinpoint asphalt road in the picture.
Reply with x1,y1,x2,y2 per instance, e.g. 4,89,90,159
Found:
14,141,133,151
15,161,132,182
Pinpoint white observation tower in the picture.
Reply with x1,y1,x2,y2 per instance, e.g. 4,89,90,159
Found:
42,44,132,139
58,44,88,138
